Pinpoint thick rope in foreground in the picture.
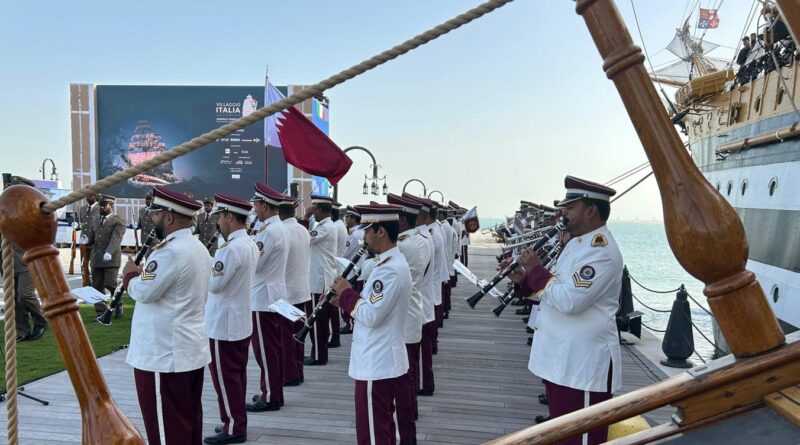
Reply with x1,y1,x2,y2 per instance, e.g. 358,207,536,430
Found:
43,0,514,213
1,238,19,445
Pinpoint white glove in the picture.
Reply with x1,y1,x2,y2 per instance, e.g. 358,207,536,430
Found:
103,252,112,262
79,235,88,244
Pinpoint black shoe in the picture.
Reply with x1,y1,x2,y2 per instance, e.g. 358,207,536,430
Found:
340,327,353,335
538,393,548,405
328,340,340,348
204,431,247,444
432,347,438,355
15,335,27,342
526,326,534,334
304,357,327,366
515,307,531,316
417,388,434,396
28,325,46,341
522,317,529,324
251,393,261,402
214,424,223,434
284,378,302,387
443,313,449,320
535,415,550,424
114,304,124,319
527,337,532,346
246,398,281,412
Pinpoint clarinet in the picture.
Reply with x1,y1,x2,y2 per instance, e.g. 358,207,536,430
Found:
96,230,156,325
466,221,564,308
294,246,367,343
246,218,258,235
491,240,563,317
206,231,221,251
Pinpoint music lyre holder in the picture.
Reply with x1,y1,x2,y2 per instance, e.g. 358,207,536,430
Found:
0,386,49,406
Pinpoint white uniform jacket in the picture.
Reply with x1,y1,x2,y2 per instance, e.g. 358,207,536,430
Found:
308,217,338,294
344,247,412,381
439,220,456,277
427,223,445,305
343,227,365,280
126,228,211,373
251,215,290,311
417,229,436,323
282,217,312,305
529,225,623,393
206,229,259,341
397,228,431,344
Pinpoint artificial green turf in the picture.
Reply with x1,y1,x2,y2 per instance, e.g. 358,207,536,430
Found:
0,296,134,389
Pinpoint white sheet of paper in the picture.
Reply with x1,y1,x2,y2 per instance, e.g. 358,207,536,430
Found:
269,299,306,322
71,286,108,304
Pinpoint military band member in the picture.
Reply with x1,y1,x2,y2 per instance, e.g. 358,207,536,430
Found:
204,193,259,445
459,209,471,267
279,195,312,386
247,183,290,412
122,186,210,445
340,206,363,335
509,176,623,445
388,193,432,434
304,195,338,366
136,192,156,250
331,204,412,445
196,196,219,255
84,194,126,316
329,201,348,348
437,208,456,318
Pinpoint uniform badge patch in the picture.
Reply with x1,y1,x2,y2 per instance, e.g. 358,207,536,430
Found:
310,230,318,237
369,293,384,304
591,233,608,247
572,265,595,288
256,241,264,255
372,280,384,293
579,265,595,280
213,261,224,276
345,240,351,248
141,261,158,281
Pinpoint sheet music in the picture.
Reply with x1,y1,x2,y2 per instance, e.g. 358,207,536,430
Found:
269,298,306,322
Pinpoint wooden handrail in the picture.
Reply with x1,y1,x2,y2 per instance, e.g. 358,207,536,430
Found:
0,185,143,444
776,1,800,44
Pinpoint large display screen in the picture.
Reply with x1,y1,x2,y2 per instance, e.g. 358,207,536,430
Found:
96,85,267,200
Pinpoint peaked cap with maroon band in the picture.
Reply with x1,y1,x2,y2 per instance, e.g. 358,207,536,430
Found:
310,194,334,205
355,204,403,229
250,182,285,206
148,186,202,217
401,193,437,212
386,193,422,215
557,175,617,206
212,192,252,216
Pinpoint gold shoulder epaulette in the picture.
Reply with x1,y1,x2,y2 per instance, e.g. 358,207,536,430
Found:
154,236,176,250
376,256,391,267
398,234,409,241
591,233,608,247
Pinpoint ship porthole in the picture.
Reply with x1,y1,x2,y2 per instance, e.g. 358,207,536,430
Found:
778,88,785,105
726,180,733,196
740,179,748,196
755,96,762,112
772,285,780,303
769,177,778,196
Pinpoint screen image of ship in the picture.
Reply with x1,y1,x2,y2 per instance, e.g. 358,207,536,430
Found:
125,120,174,186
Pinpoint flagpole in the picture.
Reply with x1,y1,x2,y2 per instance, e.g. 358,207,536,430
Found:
264,65,270,187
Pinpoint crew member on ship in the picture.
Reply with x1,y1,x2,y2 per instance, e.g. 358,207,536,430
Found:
508,176,623,445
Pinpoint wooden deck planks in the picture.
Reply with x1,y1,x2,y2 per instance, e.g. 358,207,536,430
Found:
0,239,675,444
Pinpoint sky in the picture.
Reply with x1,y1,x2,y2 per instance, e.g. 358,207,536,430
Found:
0,0,759,220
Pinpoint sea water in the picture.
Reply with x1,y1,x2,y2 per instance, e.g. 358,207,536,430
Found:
480,218,716,359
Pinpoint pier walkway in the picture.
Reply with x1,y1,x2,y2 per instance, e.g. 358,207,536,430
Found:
0,235,673,444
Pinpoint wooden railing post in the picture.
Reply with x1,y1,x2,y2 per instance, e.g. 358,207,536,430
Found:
575,0,784,357
0,185,143,444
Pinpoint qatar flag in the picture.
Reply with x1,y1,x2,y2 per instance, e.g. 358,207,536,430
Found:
265,82,352,185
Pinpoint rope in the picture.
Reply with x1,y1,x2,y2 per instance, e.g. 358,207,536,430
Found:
630,0,664,93
685,292,714,317
690,319,724,356
1,238,19,445
640,320,667,333
42,0,515,214
693,350,708,364
604,161,650,186
628,273,681,294
610,170,653,203
631,293,672,313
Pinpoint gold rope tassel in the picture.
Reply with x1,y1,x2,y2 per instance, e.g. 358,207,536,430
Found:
2,237,19,445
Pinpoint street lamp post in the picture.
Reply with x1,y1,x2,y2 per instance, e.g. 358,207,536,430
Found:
428,190,444,203
402,179,427,196
40,158,58,181
334,146,388,201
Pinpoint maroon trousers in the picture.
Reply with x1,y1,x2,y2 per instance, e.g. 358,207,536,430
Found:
251,311,284,404
543,367,613,445
402,343,420,419
134,366,204,445
287,301,313,382
419,322,436,392
443,280,452,313
330,306,340,344
461,245,469,267
209,337,249,436
309,293,331,363
341,307,354,331
394,371,417,445
355,376,408,445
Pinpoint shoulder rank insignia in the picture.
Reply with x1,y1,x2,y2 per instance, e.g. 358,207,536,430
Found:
153,236,175,251
591,233,608,247
398,234,409,241
212,261,224,277
369,292,384,304
376,256,391,267
572,265,595,288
